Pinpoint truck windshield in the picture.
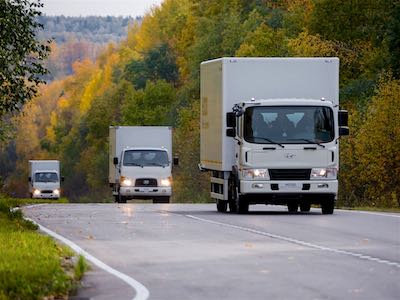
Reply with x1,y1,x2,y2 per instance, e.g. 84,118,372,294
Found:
123,150,169,167
35,172,58,182
244,106,334,144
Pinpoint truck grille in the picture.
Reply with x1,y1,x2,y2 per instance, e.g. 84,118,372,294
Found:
269,169,311,180
41,190,53,194
135,178,157,187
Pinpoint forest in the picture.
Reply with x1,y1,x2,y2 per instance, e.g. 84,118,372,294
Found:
37,15,138,81
1,0,399,207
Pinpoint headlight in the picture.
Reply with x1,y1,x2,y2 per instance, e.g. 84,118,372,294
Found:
160,177,171,186
33,189,40,195
120,176,133,186
53,189,60,195
310,168,337,180
241,169,269,180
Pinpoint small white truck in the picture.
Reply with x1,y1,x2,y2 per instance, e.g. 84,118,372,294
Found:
200,57,349,214
28,160,62,199
109,126,177,203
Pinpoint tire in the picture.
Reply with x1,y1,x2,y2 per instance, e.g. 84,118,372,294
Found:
216,200,228,212
228,176,249,214
117,193,127,203
228,177,237,213
321,197,334,214
287,202,298,213
153,196,170,203
299,202,311,212
237,196,249,214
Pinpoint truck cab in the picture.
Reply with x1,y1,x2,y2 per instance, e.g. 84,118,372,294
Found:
224,98,348,214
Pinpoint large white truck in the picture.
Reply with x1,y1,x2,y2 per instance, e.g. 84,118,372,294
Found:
28,160,62,199
200,57,349,214
109,126,177,203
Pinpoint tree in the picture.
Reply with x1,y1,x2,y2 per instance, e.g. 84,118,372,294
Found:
0,0,50,117
124,43,179,90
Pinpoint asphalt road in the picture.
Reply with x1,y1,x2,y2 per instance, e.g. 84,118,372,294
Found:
23,204,400,300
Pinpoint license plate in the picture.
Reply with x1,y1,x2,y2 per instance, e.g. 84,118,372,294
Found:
279,183,302,190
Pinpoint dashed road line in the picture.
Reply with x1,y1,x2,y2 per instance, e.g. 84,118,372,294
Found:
186,214,400,269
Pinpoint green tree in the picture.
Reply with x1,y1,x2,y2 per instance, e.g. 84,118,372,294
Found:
122,80,176,125
124,43,179,89
0,0,50,117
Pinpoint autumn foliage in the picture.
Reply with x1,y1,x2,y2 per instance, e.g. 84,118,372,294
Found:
1,0,399,206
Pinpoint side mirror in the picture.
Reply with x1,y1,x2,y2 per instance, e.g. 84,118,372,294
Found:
173,156,179,166
338,110,348,127
226,128,236,137
28,177,31,182
339,127,349,136
61,177,65,182
226,112,236,128
113,157,118,165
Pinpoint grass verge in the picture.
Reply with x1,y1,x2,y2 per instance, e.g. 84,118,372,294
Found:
0,195,86,300
337,206,400,213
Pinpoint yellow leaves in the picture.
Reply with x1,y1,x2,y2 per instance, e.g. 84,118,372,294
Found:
80,70,102,114
288,31,338,57
58,97,69,109
236,24,288,57
341,78,400,207
46,112,58,144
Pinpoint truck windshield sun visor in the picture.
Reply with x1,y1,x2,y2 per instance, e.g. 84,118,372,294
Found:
244,106,334,144
123,150,169,167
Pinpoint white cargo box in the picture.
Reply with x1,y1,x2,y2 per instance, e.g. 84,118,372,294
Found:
29,160,60,176
109,126,173,183
200,57,339,171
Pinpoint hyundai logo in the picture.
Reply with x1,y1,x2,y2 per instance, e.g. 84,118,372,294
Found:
143,180,149,185
285,153,296,159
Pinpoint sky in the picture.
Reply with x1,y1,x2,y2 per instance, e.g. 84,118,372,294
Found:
40,0,164,17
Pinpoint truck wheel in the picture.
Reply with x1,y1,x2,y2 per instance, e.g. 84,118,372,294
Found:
321,197,334,214
216,200,228,212
117,194,127,203
287,202,298,213
228,177,237,213
299,202,311,212
153,197,170,203
237,196,249,214
229,178,249,214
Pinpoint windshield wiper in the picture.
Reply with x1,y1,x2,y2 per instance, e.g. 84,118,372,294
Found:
253,137,285,148
125,163,143,167
287,139,325,148
145,162,167,167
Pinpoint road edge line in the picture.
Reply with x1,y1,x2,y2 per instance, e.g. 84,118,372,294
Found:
20,207,149,300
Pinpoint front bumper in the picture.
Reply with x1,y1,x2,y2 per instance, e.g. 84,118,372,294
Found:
120,186,172,197
32,193,60,199
241,180,338,194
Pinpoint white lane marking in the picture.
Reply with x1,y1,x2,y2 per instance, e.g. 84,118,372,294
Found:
186,214,400,269
20,208,149,300
337,209,400,218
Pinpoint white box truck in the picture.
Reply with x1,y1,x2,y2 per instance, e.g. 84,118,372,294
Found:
200,57,349,214
109,126,177,203
28,160,62,199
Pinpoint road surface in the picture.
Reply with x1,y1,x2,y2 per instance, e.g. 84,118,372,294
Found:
23,204,400,300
